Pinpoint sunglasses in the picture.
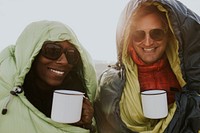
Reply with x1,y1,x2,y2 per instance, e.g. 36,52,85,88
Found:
132,28,167,42
41,42,79,65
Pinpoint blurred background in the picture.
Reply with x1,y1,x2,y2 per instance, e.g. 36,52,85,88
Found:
0,0,200,77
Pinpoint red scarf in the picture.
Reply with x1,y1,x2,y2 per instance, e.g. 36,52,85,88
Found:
128,46,181,104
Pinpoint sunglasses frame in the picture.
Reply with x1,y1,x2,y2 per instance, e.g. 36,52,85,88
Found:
41,42,80,65
132,28,167,43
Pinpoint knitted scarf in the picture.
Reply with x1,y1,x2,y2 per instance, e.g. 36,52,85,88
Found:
129,46,181,104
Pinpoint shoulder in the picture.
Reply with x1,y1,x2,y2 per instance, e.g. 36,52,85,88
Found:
95,63,126,106
99,63,125,90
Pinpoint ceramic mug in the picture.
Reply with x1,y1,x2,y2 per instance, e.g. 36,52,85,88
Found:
141,90,168,119
51,90,84,123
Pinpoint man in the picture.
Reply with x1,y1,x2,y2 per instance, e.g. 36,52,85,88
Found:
94,0,200,133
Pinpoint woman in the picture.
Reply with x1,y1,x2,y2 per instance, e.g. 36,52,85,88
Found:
0,20,97,133
94,0,200,133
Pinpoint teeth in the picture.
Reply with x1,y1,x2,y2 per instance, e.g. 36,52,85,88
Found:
144,48,155,51
50,69,64,75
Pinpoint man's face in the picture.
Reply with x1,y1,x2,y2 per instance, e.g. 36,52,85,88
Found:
131,13,168,64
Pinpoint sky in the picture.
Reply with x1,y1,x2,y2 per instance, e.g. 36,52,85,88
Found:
0,0,200,61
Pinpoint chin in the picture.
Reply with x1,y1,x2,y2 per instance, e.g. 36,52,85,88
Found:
48,81,63,88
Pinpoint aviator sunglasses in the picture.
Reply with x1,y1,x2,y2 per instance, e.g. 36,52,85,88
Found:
41,42,79,65
132,28,167,42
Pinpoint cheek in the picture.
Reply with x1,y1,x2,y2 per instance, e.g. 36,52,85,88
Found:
36,62,46,79
35,56,50,77
161,40,168,51
132,43,138,49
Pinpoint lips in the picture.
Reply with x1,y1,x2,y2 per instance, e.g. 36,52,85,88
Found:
144,48,154,51
49,68,64,75
143,47,158,52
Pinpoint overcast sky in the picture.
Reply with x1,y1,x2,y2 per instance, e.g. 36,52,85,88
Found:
0,0,200,61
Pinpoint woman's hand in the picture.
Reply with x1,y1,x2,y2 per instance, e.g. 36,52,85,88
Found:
73,97,94,128
80,97,94,125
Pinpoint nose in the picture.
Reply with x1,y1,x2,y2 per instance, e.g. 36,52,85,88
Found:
144,33,154,46
56,53,68,64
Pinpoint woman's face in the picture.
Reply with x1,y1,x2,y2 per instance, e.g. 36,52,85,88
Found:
35,41,79,88
131,13,168,64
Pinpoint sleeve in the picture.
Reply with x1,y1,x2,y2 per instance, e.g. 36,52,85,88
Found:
165,89,200,133
94,67,135,133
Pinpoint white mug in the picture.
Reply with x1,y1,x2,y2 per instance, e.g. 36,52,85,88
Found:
141,90,168,119
51,90,84,123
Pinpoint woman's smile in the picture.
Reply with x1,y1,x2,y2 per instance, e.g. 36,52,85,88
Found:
48,67,65,76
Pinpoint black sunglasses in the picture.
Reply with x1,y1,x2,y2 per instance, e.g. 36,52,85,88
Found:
41,42,79,65
132,28,167,42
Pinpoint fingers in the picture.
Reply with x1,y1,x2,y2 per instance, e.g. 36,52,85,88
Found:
81,97,94,124
73,97,94,127
82,98,93,111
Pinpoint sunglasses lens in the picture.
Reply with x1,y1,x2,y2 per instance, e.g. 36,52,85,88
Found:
132,30,145,42
150,29,166,41
42,43,62,60
42,42,79,65
132,29,166,42
65,49,79,65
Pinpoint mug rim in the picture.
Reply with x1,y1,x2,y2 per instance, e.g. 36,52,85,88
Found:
54,90,84,95
141,90,166,95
